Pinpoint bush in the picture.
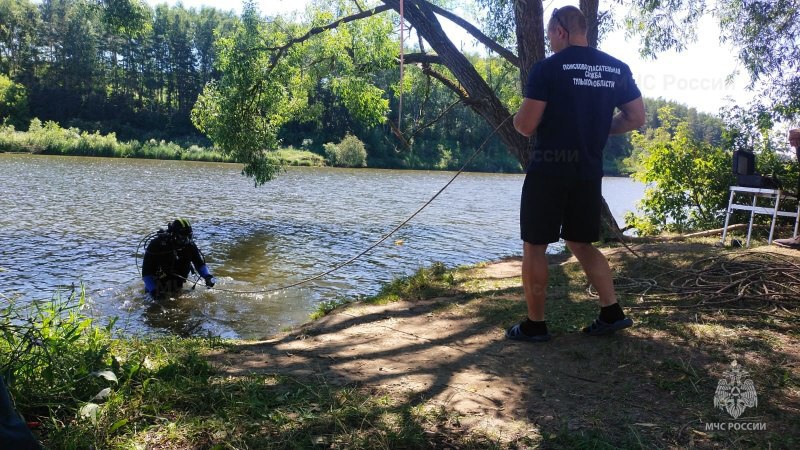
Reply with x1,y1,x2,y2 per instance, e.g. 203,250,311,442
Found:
270,148,326,166
0,287,116,424
0,118,234,162
324,134,367,167
626,106,735,235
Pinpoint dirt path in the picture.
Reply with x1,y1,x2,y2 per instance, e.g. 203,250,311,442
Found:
208,247,800,446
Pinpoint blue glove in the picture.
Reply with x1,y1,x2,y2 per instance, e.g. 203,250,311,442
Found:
198,265,215,287
142,275,158,296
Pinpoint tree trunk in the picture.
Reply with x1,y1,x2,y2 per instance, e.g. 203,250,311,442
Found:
386,0,624,237
581,0,624,238
384,0,529,165
514,0,546,100
580,0,600,49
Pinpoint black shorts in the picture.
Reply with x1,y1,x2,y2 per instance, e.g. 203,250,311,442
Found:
520,174,602,244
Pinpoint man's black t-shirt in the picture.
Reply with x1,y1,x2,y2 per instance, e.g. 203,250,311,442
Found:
524,46,641,178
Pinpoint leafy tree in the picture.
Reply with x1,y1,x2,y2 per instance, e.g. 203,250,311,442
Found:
191,2,317,184
626,106,734,235
193,0,668,235
192,0,393,183
623,0,800,120
0,73,28,127
0,0,39,84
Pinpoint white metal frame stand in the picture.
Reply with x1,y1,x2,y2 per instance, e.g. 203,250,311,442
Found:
719,186,800,247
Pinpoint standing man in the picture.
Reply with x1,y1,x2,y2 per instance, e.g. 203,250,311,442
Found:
773,128,800,249
507,5,645,342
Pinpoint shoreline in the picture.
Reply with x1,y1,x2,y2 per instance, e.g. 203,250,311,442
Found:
5,238,799,447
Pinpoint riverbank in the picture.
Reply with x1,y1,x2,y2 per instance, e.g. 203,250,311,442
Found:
0,120,325,167
5,239,798,448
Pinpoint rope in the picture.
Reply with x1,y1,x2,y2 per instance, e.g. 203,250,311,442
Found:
593,216,800,317
398,0,405,130
149,115,513,296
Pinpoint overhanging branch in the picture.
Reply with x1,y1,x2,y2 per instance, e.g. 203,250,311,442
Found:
423,1,519,67
263,4,393,69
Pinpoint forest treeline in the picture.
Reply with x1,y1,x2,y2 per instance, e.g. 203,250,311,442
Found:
0,0,724,174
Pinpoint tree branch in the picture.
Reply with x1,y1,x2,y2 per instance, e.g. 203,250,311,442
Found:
423,1,519,67
403,52,442,65
408,98,461,139
420,65,469,102
264,4,393,70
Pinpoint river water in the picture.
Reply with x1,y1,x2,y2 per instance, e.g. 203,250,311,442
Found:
0,154,645,338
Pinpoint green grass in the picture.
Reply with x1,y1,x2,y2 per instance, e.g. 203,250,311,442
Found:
309,296,353,320
0,119,329,167
365,261,457,305
269,148,327,167
0,119,233,162
0,282,515,449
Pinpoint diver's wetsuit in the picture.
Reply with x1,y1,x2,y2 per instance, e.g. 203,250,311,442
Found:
141,231,208,296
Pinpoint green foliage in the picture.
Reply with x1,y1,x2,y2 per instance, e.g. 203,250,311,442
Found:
621,99,725,174
0,118,232,162
0,73,28,128
626,106,735,235
191,2,308,185
309,296,353,320
0,0,39,78
367,262,455,304
324,133,368,167
622,0,707,57
622,1,800,121
99,0,149,35
721,104,800,193
718,0,800,119
0,0,240,142
269,147,327,167
1,286,116,424
191,1,397,184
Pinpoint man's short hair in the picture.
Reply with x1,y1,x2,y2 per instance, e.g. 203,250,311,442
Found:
548,5,587,35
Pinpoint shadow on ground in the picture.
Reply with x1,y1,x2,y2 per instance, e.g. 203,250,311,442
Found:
205,243,799,448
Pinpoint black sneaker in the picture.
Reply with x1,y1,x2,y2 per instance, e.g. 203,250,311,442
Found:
582,317,633,336
505,323,552,342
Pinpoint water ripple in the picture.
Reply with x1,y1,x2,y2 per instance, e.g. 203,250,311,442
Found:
0,154,645,338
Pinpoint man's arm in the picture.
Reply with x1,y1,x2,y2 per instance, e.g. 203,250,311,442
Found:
513,98,547,137
609,96,645,135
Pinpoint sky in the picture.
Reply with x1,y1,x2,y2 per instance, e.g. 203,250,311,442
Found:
147,0,753,115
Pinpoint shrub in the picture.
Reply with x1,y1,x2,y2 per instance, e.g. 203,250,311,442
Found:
0,287,116,422
625,107,734,235
270,148,326,166
0,119,234,162
324,134,367,167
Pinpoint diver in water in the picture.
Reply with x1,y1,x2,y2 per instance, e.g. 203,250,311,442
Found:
141,219,215,298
